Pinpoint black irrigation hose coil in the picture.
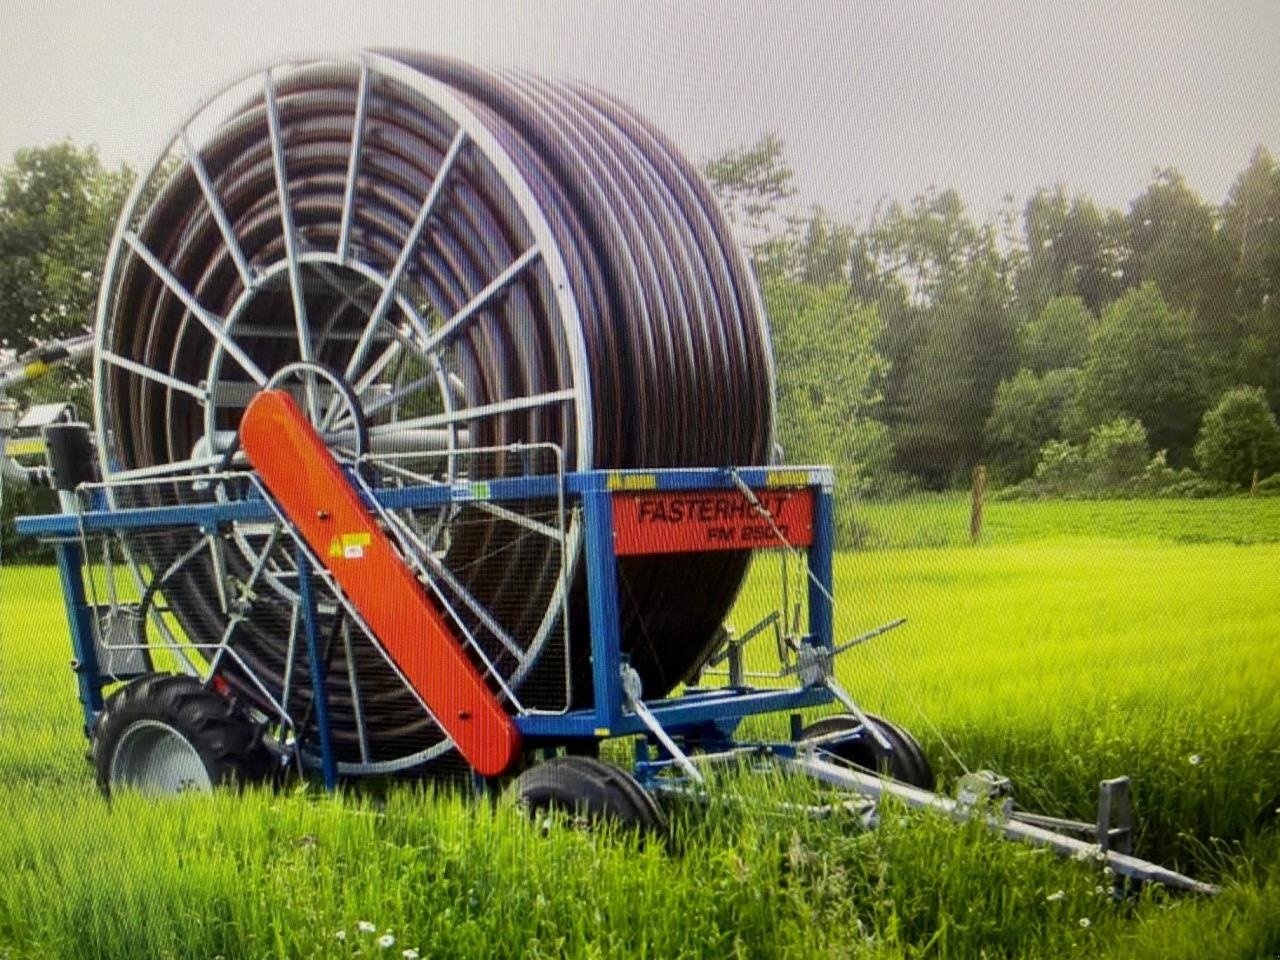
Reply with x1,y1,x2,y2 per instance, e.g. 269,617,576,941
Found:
93,52,776,774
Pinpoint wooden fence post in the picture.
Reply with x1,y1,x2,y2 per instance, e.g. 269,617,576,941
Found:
970,464,986,544
1252,468,1260,496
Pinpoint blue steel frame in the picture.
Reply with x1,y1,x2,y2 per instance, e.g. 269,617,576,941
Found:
16,465,839,774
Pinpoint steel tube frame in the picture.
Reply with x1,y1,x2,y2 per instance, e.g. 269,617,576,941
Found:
22,465,836,751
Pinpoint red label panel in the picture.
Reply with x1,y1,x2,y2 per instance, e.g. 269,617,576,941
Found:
613,488,815,556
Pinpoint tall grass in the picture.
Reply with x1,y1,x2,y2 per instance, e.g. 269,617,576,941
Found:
735,538,1280,863
0,496,1277,958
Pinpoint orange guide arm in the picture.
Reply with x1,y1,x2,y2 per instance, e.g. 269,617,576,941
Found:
240,390,520,777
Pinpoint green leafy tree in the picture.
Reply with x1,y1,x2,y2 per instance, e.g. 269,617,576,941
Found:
1027,418,1149,496
1220,146,1280,314
867,188,994,301
1020,296,1092,372
984,368,1081,482
1082,417,1149,487
886,260,1016,487
793,208,857,287
763,276,891,493
1194,386,1280,487
1235,309,1280,414
1030,438,1087,493
867,189,1018,486
0,142,134,350
702,134,798,276
1221,148,1280,410
1,143,131,556
1015,187,1128,316
1126,169,1234,367
1075,283,1204,462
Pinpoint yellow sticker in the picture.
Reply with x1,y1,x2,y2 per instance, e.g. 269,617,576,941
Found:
593,727,611,737
766,470,810,488
4,438,46,457
328,531,372,559
606,473,658,491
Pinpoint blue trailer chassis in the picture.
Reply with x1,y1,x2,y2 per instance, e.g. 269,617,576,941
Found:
17,464,839,788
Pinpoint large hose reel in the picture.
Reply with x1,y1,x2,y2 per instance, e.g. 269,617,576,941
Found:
93,51,775,774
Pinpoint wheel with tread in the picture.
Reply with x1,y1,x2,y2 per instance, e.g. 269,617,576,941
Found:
509,755,665,831
91,672,273,796
800,713,934,789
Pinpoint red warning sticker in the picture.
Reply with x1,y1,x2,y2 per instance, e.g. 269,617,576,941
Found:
612,488,815,556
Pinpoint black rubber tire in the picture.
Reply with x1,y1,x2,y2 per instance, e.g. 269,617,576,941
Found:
91,672,273,797
509,755,665,831
800,713,935,790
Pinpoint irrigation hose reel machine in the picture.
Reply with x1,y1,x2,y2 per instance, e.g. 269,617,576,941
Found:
4,51,1214,895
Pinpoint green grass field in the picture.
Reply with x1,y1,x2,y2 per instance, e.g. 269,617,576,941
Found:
0,497,1277,958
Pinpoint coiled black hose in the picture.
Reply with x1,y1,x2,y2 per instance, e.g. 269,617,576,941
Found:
96,53,774,772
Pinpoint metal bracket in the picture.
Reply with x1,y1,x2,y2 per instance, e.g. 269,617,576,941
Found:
621,665,705,785
1098,776,1135,897
810,663,894,753
831,617,907,657
955,769,1015,817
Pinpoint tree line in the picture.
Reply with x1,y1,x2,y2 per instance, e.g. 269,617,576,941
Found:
1,139,1279,514
703,136,1280,497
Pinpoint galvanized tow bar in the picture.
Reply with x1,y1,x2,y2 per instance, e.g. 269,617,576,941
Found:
782,753,1219,896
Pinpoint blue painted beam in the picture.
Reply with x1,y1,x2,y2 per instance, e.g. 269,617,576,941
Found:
515,685,834,739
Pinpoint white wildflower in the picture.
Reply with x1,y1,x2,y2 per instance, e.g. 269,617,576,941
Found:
378,934,396,949
358,920,376,934
1079,917,1092,928
1188,754,1203,766
1095,885,1106,895
334,930,347,942
1045,889,1066,903
402,950,420,960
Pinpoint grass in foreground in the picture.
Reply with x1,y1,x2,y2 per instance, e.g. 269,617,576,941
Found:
0,496,1277,958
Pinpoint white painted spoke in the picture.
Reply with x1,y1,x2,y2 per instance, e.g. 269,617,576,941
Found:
122,232,268,385
357,371,435,422
382,509,527,665
353,336,407,396
241,524,283,594
473,501,565,541
280,601,301,714
101,350,209,401
341,620,372,764
337,64,370,265
108,454,226,482
417,247,541,357
343,128,468,380
263,71,318,418
366,388,576,436
312,262,379,316
207,534,231,615
181,129,255,291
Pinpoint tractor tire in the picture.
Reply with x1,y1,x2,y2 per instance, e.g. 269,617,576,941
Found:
91,672,273,797
509,755,665,832
801,713,934,790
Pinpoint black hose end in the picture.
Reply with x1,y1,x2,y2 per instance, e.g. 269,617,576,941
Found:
42,422,98,491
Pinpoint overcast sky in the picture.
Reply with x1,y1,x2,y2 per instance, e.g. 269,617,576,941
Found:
2,1,1277,222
